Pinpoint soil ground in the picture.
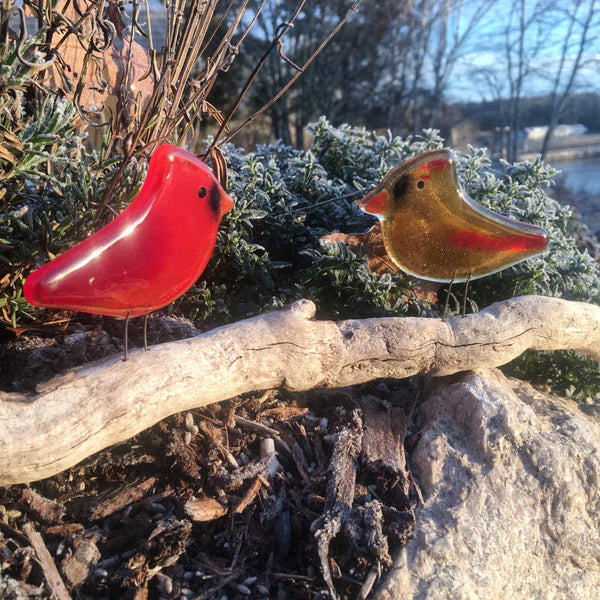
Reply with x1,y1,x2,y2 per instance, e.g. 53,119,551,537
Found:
0,315,419,599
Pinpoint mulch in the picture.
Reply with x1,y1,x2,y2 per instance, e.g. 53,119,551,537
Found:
0,317,421,599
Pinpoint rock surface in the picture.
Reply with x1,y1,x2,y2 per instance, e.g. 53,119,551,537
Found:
377,368,600,600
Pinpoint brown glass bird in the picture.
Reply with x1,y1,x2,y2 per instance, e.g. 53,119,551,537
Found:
358,149,548,284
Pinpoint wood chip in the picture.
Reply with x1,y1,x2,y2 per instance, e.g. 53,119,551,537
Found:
260,406,309,420
360,396,408,476
19,488,65,524
199,420,239,468
87,477,156,520
23,522,71,600
312,405,364,599
60,536,101,587
184,497,228,522
325,407,363,509
45,523,84,537
234,478,263,514
358,565,380,600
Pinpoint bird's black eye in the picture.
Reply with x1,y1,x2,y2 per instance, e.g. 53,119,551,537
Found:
198,187,207,198
392,175,409,202
417,180,425,190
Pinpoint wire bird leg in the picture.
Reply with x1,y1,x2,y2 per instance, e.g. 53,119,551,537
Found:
143,312,149,351
442,279,454,321
123,311,132,361
462,274,472,318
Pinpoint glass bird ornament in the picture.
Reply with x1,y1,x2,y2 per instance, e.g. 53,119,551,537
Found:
24,144,234,356
358,149,548,283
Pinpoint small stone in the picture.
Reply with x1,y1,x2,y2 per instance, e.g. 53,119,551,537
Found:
256,584,269,594
260,438,275,457
236,584,252,595
154,572,173,596
60,537,101,587
183,496,227,522
185,412,194,429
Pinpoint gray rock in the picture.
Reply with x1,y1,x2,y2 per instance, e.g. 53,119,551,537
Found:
377,369,600,600
61,536,101,588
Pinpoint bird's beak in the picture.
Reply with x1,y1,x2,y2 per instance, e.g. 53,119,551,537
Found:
219,190,235,218
359,188,389,219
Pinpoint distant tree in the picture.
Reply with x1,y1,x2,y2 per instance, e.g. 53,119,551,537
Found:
428,0,497,128
504,0,553,162
234,0,407,146
375,0,446,133
350,0,494,135
474,0,599,161
539,0,598,158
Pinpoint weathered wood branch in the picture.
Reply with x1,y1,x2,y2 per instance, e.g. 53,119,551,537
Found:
1,295,599,485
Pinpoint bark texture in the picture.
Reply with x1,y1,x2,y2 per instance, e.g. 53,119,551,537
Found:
1,295,599,485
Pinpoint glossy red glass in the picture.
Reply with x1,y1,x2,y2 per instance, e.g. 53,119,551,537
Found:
24,144,234,317
359,149,549,282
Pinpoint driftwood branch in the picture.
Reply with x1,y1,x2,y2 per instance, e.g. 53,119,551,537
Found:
1,295,599,485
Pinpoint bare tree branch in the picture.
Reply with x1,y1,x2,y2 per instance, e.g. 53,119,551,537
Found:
540,0,597,158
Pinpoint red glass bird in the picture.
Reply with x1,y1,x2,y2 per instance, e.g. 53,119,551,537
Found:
24,144,234,357
359,149,548,282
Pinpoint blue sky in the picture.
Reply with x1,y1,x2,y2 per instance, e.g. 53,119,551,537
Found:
444,0,600,102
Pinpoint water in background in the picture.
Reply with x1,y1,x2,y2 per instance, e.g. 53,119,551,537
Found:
549,156,600,196
547,156,600,234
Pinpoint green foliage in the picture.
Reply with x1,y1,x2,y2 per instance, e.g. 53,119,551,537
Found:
505,350,600,400
300,242,416,318
308,118,445,184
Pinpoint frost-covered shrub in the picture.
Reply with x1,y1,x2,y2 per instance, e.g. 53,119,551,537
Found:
8,116,600,396
193,119,599,397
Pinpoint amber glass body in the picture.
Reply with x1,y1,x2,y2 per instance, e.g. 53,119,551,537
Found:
359,150,548,283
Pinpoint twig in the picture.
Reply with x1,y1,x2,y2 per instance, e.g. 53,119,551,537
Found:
358,566,379,600
197,570,244,600
202,1,308,160
23,522,71,600
220,1,362,146
291,189,366,214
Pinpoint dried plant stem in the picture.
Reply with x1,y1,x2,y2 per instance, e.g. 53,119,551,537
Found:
203,0,308,160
